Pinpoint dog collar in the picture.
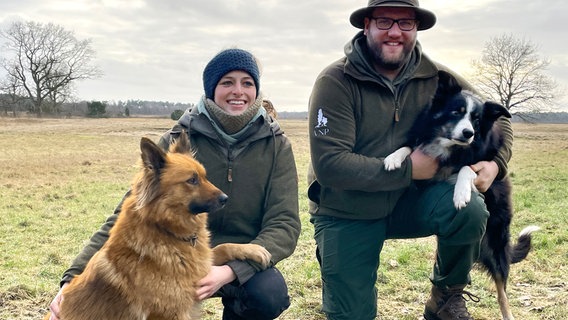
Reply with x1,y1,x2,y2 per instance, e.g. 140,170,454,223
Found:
154,223,198,247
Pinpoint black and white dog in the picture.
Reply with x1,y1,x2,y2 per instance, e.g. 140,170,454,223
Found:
384,71,538,320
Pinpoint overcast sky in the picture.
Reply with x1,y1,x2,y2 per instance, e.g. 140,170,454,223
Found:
1,0,566,112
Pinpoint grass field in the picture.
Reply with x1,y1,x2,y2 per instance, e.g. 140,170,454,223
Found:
0,117,566,320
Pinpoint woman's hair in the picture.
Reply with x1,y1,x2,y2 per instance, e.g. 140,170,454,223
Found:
263,99,277,119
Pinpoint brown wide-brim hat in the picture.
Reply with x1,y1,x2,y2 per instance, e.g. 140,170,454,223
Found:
350,0,436,31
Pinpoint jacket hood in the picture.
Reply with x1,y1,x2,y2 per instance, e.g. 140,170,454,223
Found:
344,31,436,85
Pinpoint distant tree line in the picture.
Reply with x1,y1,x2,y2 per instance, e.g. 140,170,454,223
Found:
2,92,567,122
0,94,193,118
511,112,568,124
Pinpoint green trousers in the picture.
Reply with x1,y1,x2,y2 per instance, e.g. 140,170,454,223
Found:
311,181,489,320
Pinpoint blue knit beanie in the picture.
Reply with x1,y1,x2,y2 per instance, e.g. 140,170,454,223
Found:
203,48,260,99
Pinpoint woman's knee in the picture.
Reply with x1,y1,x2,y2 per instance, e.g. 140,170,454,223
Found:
243,268,290,318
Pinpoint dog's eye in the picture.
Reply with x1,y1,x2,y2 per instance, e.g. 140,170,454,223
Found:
451,110,461,116
186,173,199,186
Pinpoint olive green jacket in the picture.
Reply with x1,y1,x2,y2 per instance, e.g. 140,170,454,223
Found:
308,31,513,220
62,102,300,286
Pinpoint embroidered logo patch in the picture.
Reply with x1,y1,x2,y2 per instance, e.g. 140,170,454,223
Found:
314,108,329,136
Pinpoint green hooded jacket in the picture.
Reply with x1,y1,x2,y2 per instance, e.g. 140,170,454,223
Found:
62,102,300,286
308,31,513,220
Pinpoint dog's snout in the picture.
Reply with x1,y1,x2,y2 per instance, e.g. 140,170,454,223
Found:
218,193,228,206
462,129,474,139
189,192,228,214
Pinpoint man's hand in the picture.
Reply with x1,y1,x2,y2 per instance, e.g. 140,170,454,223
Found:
196,265,236,301
48,282,68,320
410,149,439,180
470,160,499,192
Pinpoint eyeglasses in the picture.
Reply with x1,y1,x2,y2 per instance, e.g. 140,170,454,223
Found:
370,17,418,31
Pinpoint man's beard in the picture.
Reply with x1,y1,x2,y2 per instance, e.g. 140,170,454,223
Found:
367,40,412,71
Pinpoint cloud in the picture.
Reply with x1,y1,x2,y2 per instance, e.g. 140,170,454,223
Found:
1,0,567,111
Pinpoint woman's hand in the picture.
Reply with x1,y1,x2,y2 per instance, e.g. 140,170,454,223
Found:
47,282,68,320
196,265,236,301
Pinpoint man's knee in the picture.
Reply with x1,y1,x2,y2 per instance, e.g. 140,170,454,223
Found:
437,191,489,245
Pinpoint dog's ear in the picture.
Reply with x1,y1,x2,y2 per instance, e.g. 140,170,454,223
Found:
137,137,167,208
483,101,511,121
169,130,192,155
431,71,463,111
140,137,167,174
437,71,462,95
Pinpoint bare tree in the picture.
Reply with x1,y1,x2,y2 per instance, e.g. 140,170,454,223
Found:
0,21,101,116
469,33,560,114
0,63,26,116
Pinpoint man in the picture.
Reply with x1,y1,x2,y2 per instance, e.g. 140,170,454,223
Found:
307,1,513,319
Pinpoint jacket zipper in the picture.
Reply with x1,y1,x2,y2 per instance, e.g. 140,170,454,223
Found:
227,166,233,182
227,149,234,182
394,102,400,122
393,83,404,123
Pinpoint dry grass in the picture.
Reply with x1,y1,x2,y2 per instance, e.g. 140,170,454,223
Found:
0,117,566,320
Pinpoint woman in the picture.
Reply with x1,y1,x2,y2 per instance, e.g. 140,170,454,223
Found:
48,48,301,320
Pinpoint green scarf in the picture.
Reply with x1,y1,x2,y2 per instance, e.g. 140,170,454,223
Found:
198,96,265,145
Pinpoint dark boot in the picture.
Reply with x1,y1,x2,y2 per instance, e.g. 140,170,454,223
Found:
423,284,480,320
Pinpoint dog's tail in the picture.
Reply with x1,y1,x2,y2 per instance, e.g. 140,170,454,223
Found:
510,225,540,264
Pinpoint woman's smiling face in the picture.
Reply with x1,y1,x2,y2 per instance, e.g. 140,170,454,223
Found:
214,70,257,115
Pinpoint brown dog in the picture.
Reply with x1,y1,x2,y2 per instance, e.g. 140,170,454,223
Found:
45,133,271,320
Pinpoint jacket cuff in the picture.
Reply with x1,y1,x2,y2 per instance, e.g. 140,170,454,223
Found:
60,274,74,288
226,260,257,285
493,156,508,181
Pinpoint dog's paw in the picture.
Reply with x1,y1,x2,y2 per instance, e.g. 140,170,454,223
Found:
384,147,412,171
245,244,271,268
384,154,402,171
453,166,477,209
212,243,271,268
453,188,471,209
